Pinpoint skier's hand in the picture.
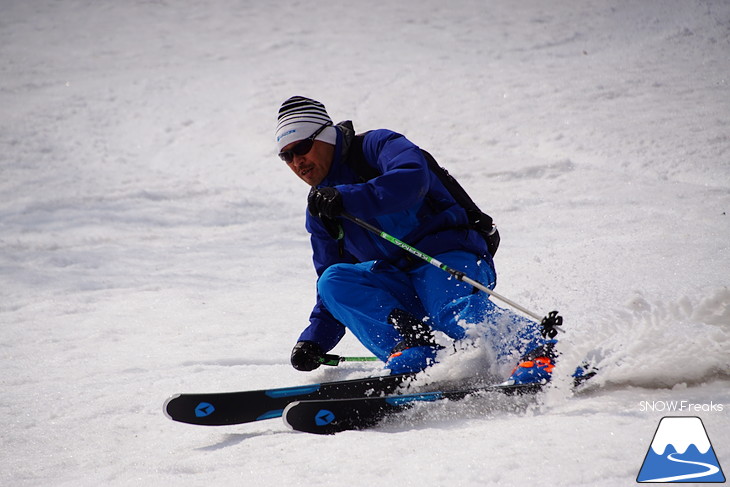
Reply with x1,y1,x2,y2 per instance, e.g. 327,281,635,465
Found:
308,187,343,219
290,341,324,371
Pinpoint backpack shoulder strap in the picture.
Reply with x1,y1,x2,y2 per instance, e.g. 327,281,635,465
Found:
421,150,494,229
344,132,381,182
422,152,499,256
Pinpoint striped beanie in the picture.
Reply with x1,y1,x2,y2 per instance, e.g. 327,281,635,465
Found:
275,96,337,152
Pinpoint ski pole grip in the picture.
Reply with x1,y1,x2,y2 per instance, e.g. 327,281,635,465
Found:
320,354,342,366
319,354,379,366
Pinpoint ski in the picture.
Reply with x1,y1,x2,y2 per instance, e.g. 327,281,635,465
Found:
282,382,543,434
163,373,416,426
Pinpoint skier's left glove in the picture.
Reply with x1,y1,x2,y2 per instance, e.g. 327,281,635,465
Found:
290,341,324,371
308,187,343,219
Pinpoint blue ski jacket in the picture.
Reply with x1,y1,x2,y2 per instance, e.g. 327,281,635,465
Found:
298,122,492,351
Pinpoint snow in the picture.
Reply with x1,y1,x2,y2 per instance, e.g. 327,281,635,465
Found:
2,0,729,485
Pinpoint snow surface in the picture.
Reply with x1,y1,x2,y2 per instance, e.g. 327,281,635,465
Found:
2,1,729,485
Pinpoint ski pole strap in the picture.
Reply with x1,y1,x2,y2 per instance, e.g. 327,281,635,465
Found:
319,354,379,366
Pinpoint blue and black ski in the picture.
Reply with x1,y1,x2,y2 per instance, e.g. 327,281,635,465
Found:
282,382,543,434
163,373,416,426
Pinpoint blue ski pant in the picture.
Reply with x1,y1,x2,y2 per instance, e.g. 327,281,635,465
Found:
317,250,548,362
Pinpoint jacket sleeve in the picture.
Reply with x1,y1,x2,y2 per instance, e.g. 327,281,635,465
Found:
336,130,430,218
296,212,352,351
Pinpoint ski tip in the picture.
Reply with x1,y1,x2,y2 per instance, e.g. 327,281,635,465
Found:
282,400,344,435
281,401,301,431
162,394,182,421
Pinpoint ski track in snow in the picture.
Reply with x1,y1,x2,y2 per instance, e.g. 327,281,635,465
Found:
2,1,729,486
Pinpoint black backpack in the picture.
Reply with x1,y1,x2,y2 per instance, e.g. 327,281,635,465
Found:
344,130,500,257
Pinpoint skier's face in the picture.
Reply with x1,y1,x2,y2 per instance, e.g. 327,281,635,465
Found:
284,139,334,186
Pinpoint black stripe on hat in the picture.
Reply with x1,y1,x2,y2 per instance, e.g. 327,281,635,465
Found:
278,96,327,118
277,96,331,128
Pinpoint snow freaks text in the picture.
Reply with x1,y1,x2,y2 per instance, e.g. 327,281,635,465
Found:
638,401,724,413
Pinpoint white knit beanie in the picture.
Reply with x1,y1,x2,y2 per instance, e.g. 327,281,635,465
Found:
275,96,338,152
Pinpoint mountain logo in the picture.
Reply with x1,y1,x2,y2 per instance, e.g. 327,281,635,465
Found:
637,416,725,483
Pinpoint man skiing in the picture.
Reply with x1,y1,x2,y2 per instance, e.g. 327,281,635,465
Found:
276,96,556,384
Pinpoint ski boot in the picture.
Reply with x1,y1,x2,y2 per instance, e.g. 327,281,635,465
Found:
504,342,557,386
384,309,443,375
385,344,441,375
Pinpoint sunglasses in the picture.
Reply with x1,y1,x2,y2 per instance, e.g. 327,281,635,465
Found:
278,122,332,163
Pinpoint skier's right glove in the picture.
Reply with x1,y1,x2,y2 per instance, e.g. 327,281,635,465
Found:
307,187,344,219
290,341,324,371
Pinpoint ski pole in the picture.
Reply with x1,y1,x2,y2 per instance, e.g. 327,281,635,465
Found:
319,354,379,366
341,212,561,331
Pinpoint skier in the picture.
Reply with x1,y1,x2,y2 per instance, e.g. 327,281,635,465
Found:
276,96,556,384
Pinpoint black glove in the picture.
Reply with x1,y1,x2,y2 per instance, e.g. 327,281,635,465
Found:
307,187,344,219
290,341,324,371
